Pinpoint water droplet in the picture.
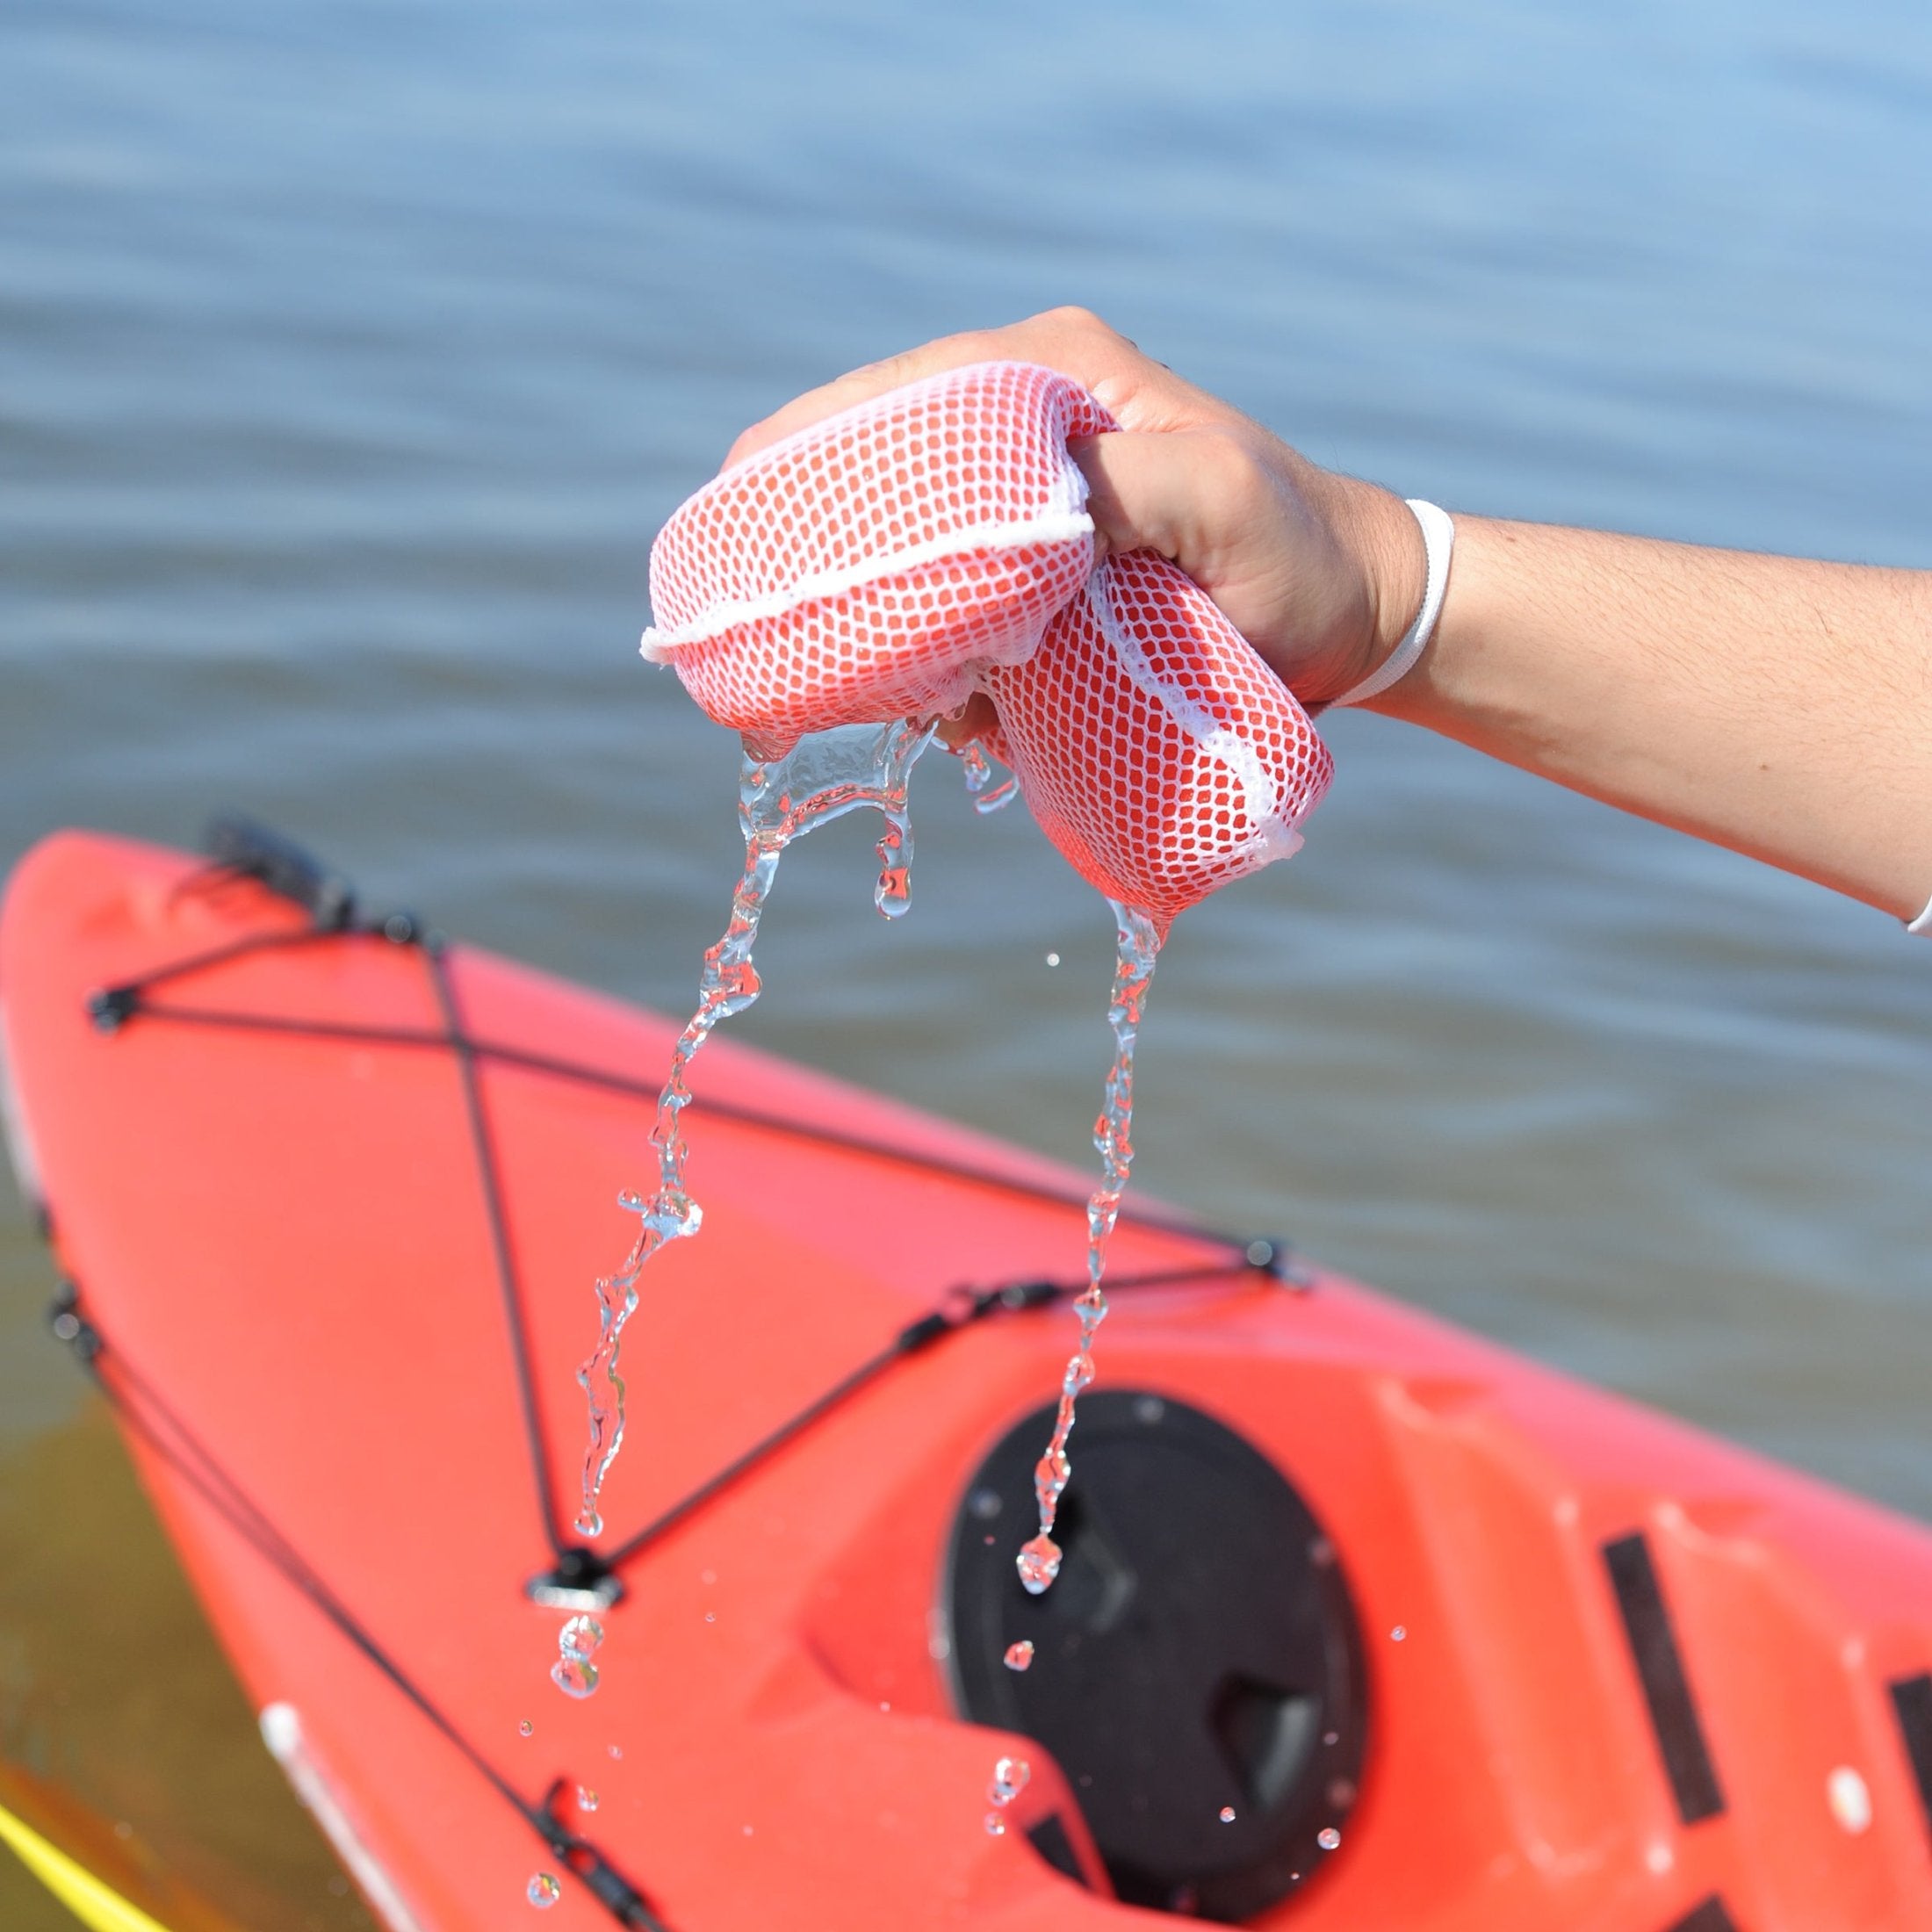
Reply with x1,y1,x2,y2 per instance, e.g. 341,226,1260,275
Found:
527,1873,561,1908
1045,952,1060,967
1323,1731,1338,1747
1828,1764,1873,1834
518,1719,534,1737
608,1743,624,1760
1219,1806,1236,1823
1003,1640,1035,1672
987,1755,1031,1806
1016,1535,1062,1595
551,1655,600,1698
1390,1626,1406,1642
560,1615,604,1660
984,1813,1006,1836
1317,1827,1341,1851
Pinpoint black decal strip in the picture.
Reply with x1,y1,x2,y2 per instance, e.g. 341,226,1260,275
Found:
1665,1898,1738,1932
1889,1673,1932,1842
1603,1532,1724,1824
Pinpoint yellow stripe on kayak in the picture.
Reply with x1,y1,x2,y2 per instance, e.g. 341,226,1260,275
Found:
0,1796,177,1932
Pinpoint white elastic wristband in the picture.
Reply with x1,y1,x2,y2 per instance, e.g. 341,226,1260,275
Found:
1330,499,1455,709
1907,892,1932,937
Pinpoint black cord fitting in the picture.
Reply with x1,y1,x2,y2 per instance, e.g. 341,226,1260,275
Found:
896,1310,956,1352
540,1783,673,1928
47,1284,102,1359
525,1546,627,1611
202,815,358,932
86,986,140,1033
1244,1237,1316,1289
996,1278,1062,1311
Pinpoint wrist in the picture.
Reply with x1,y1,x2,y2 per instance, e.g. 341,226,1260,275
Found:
1306,474,1429,708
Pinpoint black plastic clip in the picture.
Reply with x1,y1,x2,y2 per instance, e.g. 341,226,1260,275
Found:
537,1783,672,1929
47,1280,102,1361
86,985,140,1034
525,1545,626,1611
1243,1236,1314,1289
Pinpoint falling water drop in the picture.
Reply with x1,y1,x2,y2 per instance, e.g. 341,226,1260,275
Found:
518,1719,534,1738
560,1615,605,1660
551,1656,600,1699
1003,1640,1035,1672
955,739,1020,815
1220,1806,1236,1823
1014,905,1160,1597
1317,1827,1341,1851
577,1786,599,1813
988,1755,1030,1806
527,1873,561,1909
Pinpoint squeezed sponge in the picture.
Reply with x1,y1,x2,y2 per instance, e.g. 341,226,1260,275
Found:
643,360,1332,927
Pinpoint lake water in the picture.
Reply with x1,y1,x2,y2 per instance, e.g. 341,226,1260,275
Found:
2,0,1929,1921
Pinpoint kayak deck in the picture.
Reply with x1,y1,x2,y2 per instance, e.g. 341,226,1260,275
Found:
4,828,1932,1930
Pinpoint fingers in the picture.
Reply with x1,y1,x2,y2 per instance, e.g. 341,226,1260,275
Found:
934,691,998,748
721,328,1007,470
719,306,1238,471
1071,424,1266,575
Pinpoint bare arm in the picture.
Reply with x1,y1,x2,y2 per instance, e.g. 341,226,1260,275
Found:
725,309,1932,924
1391,521,1932,920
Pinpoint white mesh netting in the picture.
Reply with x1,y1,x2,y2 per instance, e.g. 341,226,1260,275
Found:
644,360,1333,926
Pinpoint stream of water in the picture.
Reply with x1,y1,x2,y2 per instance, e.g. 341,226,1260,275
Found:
574,718,934,1540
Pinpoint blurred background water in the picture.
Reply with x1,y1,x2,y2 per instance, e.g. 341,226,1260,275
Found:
2,0,1929,1921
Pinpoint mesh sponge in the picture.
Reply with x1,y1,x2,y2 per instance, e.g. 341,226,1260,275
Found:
982,552,1330,926
645,362,1105,760
645,361,1332,925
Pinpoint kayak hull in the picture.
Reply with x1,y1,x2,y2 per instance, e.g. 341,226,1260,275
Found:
4,829,1932,1931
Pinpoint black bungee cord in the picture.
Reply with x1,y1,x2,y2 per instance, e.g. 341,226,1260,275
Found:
55,820,1299,1926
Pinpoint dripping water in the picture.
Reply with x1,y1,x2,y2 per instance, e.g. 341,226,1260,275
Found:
984,1753,1030,1836
1015,901,1161,1595
953,738,1020,816
574,717,935,1538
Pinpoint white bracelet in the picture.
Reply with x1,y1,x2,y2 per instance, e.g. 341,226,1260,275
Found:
1330,499,1455,709
1907,893,1932,936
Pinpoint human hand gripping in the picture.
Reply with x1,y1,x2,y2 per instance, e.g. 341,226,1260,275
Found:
724,308,1932,926
724,307,1432,723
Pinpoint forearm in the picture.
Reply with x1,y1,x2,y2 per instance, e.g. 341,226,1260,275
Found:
1373,516,1932,921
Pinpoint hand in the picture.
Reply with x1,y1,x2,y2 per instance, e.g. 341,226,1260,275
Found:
724,307,1428,712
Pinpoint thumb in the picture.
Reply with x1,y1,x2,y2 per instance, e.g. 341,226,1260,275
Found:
1069,426,1244,573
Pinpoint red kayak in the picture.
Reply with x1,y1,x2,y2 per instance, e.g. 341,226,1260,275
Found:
4,825,1932,1932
